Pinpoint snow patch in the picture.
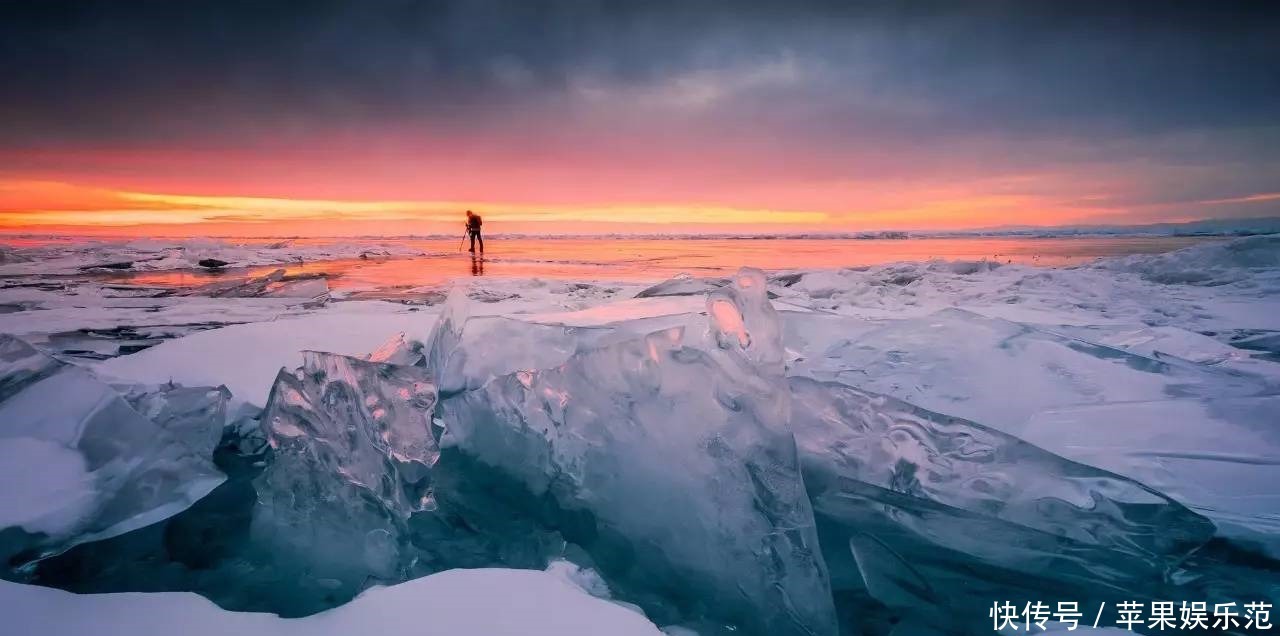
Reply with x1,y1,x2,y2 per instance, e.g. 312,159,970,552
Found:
0,568,664,636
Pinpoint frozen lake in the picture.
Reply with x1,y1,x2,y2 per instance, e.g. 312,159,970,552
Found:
1,232,1277,635
67,235,1219,292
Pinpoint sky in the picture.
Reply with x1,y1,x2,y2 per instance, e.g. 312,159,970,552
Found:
2,0,1279,236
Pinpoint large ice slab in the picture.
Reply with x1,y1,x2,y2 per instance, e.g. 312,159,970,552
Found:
426,284,699,396
437,269,836,636
0,335,224,562
788,376,1217,631
429,316,622,395
116,382,231,459
252,350,439,603
1021,396,1280,557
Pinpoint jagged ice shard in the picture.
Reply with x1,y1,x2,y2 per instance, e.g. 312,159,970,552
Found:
0,335,225,564
116,383,232,460
425,283,697,398
787,375,1218,631
436,269,838,636
252,350,439,603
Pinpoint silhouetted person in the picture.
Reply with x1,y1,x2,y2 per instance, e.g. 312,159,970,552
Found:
465,210,484,253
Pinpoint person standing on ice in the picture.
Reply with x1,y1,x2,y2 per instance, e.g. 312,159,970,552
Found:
465,210,485,254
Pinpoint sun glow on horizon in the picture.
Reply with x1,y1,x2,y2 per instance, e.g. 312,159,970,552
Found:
1,179,1276,237
0,180,833,233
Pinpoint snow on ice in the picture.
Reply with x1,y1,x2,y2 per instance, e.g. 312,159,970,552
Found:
0,237,427,276
0,568,664,636
0,335,225,561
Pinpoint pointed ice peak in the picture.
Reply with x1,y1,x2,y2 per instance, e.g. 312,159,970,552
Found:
367,332,424,366
706,267,784,375
422,283,472,390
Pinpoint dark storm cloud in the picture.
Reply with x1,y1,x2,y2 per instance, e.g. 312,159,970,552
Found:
2,0,1279,147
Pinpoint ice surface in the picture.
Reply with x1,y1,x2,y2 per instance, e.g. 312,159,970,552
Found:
762,237,1280,339
0,237,426,276
186,268,331,301
790,307,1277,434
252,350,439,601
177,268,291,298
428,314,682,396
426,283,698,396
1092,234,1280,288
634,273,730,297
1060,324,1254,365
0,335,224,561
116,382,231,459
437,269,837,636
422,285,470,389
366,332,424,366
789,375,1213,558
1051,323,1280,386
788,376,1218,631
520,295,705,327
1021,396,1280,557
635,272,798,302
0,437,94,536
95,302,434,407
0,568,665,636
423,282,626,395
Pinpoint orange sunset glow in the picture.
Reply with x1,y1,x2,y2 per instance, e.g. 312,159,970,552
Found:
3,175,1277,238
2,2,1277,237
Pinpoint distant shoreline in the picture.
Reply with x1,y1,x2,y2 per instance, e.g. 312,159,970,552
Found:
1,229,1277,242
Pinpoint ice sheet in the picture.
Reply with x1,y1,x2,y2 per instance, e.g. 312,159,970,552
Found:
789,307,1276,434
0,335,225,560
0,237,427,276
95,302,437,407
1021,397,1280,556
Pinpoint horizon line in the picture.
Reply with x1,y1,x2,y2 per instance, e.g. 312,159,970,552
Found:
2,216,1277,242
